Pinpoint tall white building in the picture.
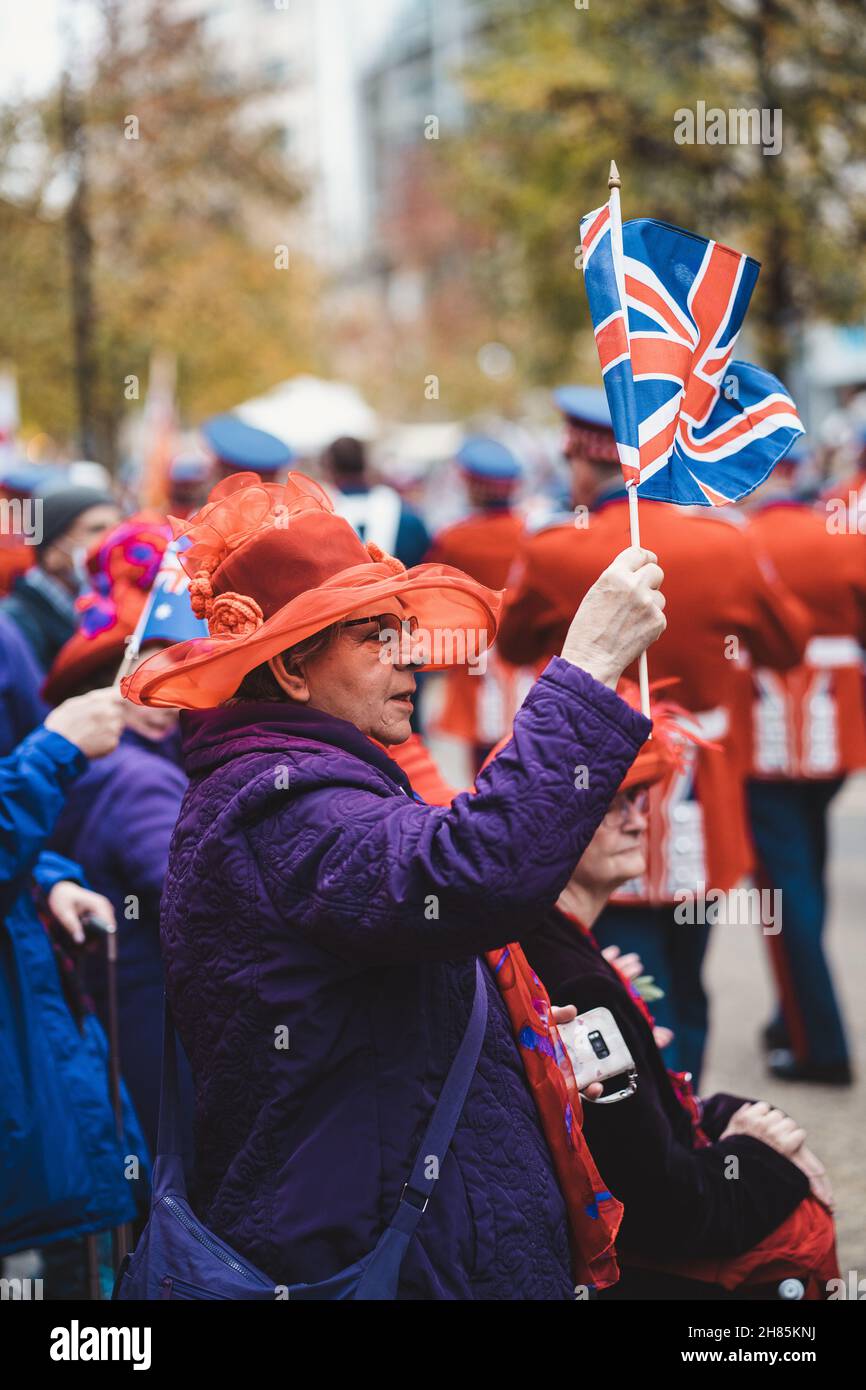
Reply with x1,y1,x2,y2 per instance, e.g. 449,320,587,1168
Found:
171,0,490,274
172,0,404,266
361,0,485,227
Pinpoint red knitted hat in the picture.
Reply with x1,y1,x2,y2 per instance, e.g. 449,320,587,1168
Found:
45,512,172,703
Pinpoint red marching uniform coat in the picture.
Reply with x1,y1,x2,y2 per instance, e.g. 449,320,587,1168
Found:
0,534,32,597
497,496,810,901
817,467,866,538
424,510,535,746
744,500,866,779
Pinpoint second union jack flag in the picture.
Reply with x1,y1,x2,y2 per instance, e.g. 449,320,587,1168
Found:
580,198,804,505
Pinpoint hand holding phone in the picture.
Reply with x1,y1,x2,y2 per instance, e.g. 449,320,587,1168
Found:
557,1007,638,1104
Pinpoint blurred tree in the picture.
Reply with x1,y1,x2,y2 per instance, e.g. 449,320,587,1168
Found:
0,189,75,444
448,0,866,384
0,0,321,467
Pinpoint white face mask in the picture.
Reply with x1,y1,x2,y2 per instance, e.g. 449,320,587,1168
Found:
71,545,89,584
55,540,91,594
67,542,90,592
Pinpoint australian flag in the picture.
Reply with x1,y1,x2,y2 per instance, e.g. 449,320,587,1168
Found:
132,536,208,650
580,197,804,505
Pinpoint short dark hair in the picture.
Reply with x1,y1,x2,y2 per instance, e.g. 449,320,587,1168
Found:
322,436,366,479
232,624,340,701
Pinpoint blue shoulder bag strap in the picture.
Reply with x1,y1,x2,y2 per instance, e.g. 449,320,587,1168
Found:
354,957,489,1299
148,995,188,1205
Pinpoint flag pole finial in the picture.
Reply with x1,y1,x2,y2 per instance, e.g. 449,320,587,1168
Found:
608,159,621,191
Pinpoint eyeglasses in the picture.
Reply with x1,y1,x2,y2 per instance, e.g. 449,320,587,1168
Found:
602,786,650,824
342,613,419,640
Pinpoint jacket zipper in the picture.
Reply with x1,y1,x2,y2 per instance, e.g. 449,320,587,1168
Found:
162,1195,262,1281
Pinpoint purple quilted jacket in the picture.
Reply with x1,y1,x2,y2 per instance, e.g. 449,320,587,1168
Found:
162,657,650,1300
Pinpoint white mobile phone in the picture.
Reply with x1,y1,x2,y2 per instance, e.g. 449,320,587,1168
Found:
557,1007,638,1104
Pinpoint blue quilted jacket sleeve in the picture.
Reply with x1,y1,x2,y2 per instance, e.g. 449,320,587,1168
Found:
260,658,651,964
0,726,86,892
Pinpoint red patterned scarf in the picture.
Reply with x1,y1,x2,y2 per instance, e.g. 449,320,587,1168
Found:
486,942,623,1292
381,737,624,1289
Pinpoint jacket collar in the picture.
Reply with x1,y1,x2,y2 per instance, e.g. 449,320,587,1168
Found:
589,481,630,514
17,567,79,624
180,700,414,794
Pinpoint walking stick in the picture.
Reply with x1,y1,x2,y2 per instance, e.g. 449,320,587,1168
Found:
84,915,132,1280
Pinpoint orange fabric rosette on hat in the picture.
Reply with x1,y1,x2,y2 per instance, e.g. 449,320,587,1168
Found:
122,472,503,710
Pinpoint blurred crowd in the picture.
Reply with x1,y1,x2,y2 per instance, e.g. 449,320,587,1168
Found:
2,379,865,1301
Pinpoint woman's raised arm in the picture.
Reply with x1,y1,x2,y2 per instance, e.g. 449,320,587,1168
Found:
260,656,650,964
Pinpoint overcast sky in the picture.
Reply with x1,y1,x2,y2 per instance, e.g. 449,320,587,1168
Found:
0,0,66,99
0,0,405,102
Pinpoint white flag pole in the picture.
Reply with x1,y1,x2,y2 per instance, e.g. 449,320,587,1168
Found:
113,591,154,689
627,476,652,720
112,542,176,689
608,159,651,721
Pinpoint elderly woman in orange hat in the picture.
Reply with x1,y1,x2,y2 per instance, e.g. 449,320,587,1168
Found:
122,470,665,1301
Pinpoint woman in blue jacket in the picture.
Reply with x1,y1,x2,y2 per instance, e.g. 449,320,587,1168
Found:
44,514,199,1160
0,690,147,1267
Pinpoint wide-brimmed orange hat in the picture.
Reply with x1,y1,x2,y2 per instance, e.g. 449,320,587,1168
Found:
123,471,502,710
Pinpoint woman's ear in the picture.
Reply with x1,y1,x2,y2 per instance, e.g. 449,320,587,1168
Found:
268,654,310,703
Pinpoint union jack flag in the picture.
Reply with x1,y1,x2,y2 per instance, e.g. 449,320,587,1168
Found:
579,195,803,505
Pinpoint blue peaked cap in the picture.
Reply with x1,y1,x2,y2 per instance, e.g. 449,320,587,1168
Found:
553,385,613,430
456,435,522,480
201,413,294,472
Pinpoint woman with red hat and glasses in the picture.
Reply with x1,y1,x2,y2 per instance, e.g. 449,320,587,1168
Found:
123,469,665,1300
521,694,839,1301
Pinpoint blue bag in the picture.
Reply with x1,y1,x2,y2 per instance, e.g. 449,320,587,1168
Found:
114,960,488,1300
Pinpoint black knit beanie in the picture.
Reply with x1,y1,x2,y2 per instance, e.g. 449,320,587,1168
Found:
37,486,115,551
